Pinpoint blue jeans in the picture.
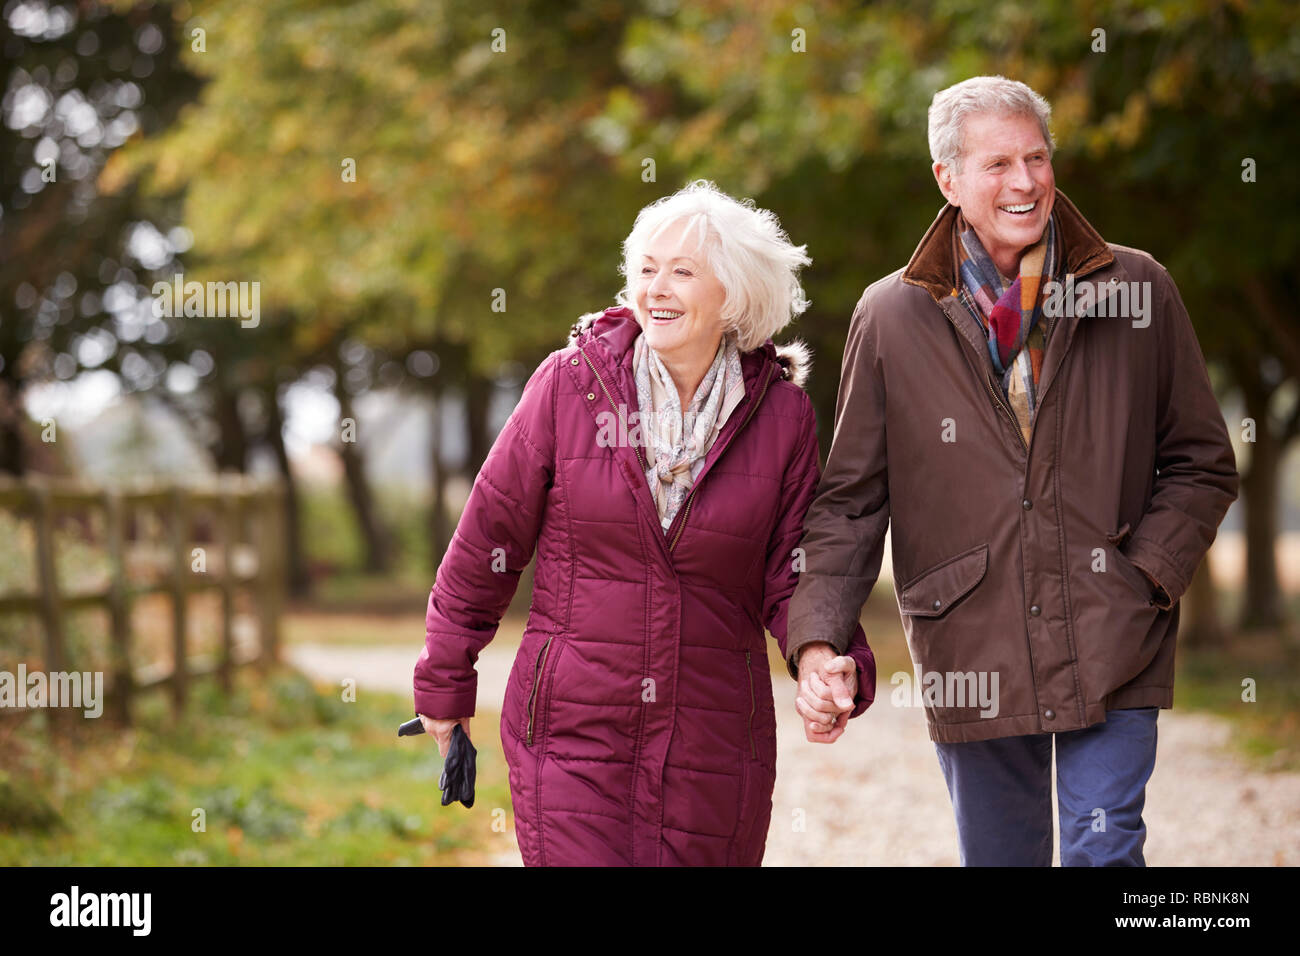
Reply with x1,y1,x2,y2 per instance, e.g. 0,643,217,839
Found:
934,707,1159,866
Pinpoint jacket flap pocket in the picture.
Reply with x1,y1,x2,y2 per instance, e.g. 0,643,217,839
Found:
899,543,989,618
1110,550,1156,605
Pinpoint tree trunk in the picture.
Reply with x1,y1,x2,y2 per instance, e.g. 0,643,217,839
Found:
1180,558,1225,647
334,379,392,574
429,376,450,573
0,374,25,476
213,385,248,473
264,384,310,596
465,368,493,479
1238,383,1283,630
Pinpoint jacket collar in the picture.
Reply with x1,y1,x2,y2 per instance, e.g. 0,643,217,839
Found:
901,188,1116,303
567,306,811,391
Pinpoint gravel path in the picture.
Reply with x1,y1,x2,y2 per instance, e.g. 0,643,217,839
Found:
289,642,1300,866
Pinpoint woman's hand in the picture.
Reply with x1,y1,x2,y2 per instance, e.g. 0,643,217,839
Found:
794,643,857,743
418,714,472,758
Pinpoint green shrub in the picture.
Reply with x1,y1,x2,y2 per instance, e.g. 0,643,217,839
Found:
0,774,63,832
203,783,305,840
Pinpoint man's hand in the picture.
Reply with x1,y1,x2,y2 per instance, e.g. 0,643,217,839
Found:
795,642,857,743
1136,566,1172,608
418,714,471,758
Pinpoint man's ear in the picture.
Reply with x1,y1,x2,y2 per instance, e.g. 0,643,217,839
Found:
933,161,959,207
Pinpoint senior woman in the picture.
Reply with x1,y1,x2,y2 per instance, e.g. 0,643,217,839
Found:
413,180,876,866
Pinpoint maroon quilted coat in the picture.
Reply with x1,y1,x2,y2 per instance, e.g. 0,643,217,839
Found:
414,306,876,866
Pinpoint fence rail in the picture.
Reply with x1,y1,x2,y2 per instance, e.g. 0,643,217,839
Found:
0,475,287,730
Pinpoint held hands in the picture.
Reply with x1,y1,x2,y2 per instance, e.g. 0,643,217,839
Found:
418,714,472,758
795,642,857,744
420,650,855,752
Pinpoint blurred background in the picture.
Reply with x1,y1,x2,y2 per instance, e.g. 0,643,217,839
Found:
1,0,1297,865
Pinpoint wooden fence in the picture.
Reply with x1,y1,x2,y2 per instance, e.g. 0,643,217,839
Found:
0,475,287,729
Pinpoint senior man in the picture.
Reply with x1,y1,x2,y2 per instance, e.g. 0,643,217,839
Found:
788,75,1238,866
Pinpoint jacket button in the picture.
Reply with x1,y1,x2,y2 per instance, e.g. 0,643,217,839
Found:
932,599,942,610
587,392,596,401
1030,604,1041,616
570,357,579,365
1044,708,1056,720
1022,498,1032,511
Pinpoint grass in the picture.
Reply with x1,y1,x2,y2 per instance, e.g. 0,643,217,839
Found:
1174,631,1300,771
299,568,435,617
1170,589,1300,770
0,668,517,865
298,483,436,581
284,609,426,648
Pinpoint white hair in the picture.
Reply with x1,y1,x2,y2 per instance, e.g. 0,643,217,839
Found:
928,75,1055,174
616,180,811,352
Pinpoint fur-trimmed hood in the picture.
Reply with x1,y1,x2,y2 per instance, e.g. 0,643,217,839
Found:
567,308,812,390
772,337,812,390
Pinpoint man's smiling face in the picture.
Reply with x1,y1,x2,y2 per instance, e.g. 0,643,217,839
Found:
934,111,1056,277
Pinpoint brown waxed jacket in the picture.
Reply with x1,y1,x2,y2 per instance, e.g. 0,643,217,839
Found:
786,189,1239,743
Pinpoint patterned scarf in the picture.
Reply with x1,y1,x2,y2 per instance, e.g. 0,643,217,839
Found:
955,212,1057,446
632,331,746,532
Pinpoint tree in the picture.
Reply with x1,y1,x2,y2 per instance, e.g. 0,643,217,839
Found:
1,0,201,474
110,0,1298,623
112,0,663,569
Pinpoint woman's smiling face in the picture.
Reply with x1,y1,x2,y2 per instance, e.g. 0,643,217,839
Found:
632,218,727,359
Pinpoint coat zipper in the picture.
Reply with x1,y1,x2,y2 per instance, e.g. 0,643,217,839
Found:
669,363,780,552
526,636,554,746
745,650,757,759
581,348,647,472
941,302,1030,454
985,377,1028,453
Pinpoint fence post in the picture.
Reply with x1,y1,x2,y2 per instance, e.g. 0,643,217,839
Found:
168,486,189,715
256,484,283,667
104,490,133,725
31,482,66,735
217,488,235,691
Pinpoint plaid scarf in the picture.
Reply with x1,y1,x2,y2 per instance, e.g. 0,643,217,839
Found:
632,331,746,532
955,213,1057,446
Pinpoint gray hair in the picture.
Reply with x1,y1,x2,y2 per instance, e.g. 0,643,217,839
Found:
928,75,1055,173
616,180,810,352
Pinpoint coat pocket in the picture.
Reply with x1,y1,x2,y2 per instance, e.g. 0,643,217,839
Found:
1102,522,1158,606
744,650,758,761
1104,523,1155,605
1105,522,1133,547
1109,548,1156,607
898,543,989,618
525,636,555,747
739,648,776,772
